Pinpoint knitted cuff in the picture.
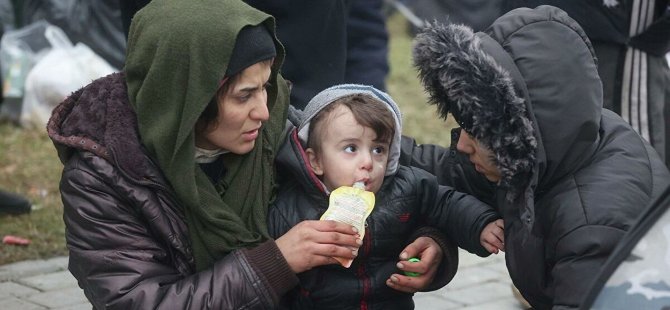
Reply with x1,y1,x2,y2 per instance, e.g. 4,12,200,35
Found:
244,240,299,304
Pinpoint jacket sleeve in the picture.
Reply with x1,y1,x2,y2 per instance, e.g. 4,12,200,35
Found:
411,167,500,257
60,156,297,309
550,225,627,309
399,132,496,206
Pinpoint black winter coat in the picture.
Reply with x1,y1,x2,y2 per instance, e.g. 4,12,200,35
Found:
408,6,670,309
268,130,499,310
47,73,298,309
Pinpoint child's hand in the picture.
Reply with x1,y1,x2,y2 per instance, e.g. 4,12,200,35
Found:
480,219,504,254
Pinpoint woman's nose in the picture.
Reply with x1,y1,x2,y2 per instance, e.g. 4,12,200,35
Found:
251,99,269,121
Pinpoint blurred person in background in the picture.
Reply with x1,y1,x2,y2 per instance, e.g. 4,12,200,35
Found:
504,1,670,166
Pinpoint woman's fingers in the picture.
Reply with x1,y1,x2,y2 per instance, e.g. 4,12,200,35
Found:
276,220,362,273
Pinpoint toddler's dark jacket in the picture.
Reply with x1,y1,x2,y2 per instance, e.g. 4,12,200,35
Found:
268,128,499,310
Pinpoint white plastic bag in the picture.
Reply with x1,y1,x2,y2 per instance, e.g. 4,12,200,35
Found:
19,23,116,128
0,20,54,123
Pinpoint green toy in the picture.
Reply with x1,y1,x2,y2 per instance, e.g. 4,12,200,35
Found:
403,257,421,277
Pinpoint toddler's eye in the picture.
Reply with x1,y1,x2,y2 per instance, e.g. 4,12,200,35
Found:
344,145,357,153
372,146,386,155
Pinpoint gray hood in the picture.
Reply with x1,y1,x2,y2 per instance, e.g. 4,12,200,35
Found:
297,84,403,176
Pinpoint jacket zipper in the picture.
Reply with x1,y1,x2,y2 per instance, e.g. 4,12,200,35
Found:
359,220,373,310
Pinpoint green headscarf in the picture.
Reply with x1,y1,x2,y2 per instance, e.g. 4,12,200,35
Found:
125,0,289,270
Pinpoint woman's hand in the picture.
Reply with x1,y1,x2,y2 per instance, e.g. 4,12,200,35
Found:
275,220,362,273
386,236,443,293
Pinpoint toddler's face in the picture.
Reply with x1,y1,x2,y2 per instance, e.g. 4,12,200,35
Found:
307,105,389,193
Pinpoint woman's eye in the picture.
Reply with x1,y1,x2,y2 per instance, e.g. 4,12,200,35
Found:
238,93,251,102
263,82,272,89
344,145,356,153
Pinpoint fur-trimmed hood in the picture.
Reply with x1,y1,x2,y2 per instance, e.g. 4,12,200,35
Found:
47,72,156,181
413,5,603,200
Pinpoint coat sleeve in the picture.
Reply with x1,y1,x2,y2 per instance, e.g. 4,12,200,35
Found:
399,133,497,206
60,156,297,310
550,225,627,309
410,167,500,257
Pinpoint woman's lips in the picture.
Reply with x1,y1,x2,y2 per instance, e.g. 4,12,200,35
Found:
242,128,260,141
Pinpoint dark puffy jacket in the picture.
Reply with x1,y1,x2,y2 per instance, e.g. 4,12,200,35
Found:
480,8,670,308
410,6,670,309
268,129,499,310
47,73,298,309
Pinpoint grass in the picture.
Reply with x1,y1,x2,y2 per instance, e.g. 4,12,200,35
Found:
386,13,456,145
0,12,454,265
0,123,68,264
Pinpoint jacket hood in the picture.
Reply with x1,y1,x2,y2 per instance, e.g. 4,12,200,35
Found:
413,5,603,199
47,72,157,180
296,84,403,176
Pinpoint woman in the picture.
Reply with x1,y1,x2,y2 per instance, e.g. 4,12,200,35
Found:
47,0,448,308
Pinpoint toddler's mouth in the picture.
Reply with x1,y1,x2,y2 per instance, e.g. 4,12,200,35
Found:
355,178,371,189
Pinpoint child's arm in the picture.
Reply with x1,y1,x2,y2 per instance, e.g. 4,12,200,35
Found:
410,166,500,257
398,133,496,206
480,219,504,254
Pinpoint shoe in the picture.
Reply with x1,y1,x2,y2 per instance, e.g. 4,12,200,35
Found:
0,189,32,215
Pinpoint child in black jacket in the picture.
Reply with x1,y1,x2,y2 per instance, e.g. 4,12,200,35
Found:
268,84,504,310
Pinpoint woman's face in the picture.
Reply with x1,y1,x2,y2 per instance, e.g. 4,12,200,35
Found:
456,129,501,183
195,62,272,154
